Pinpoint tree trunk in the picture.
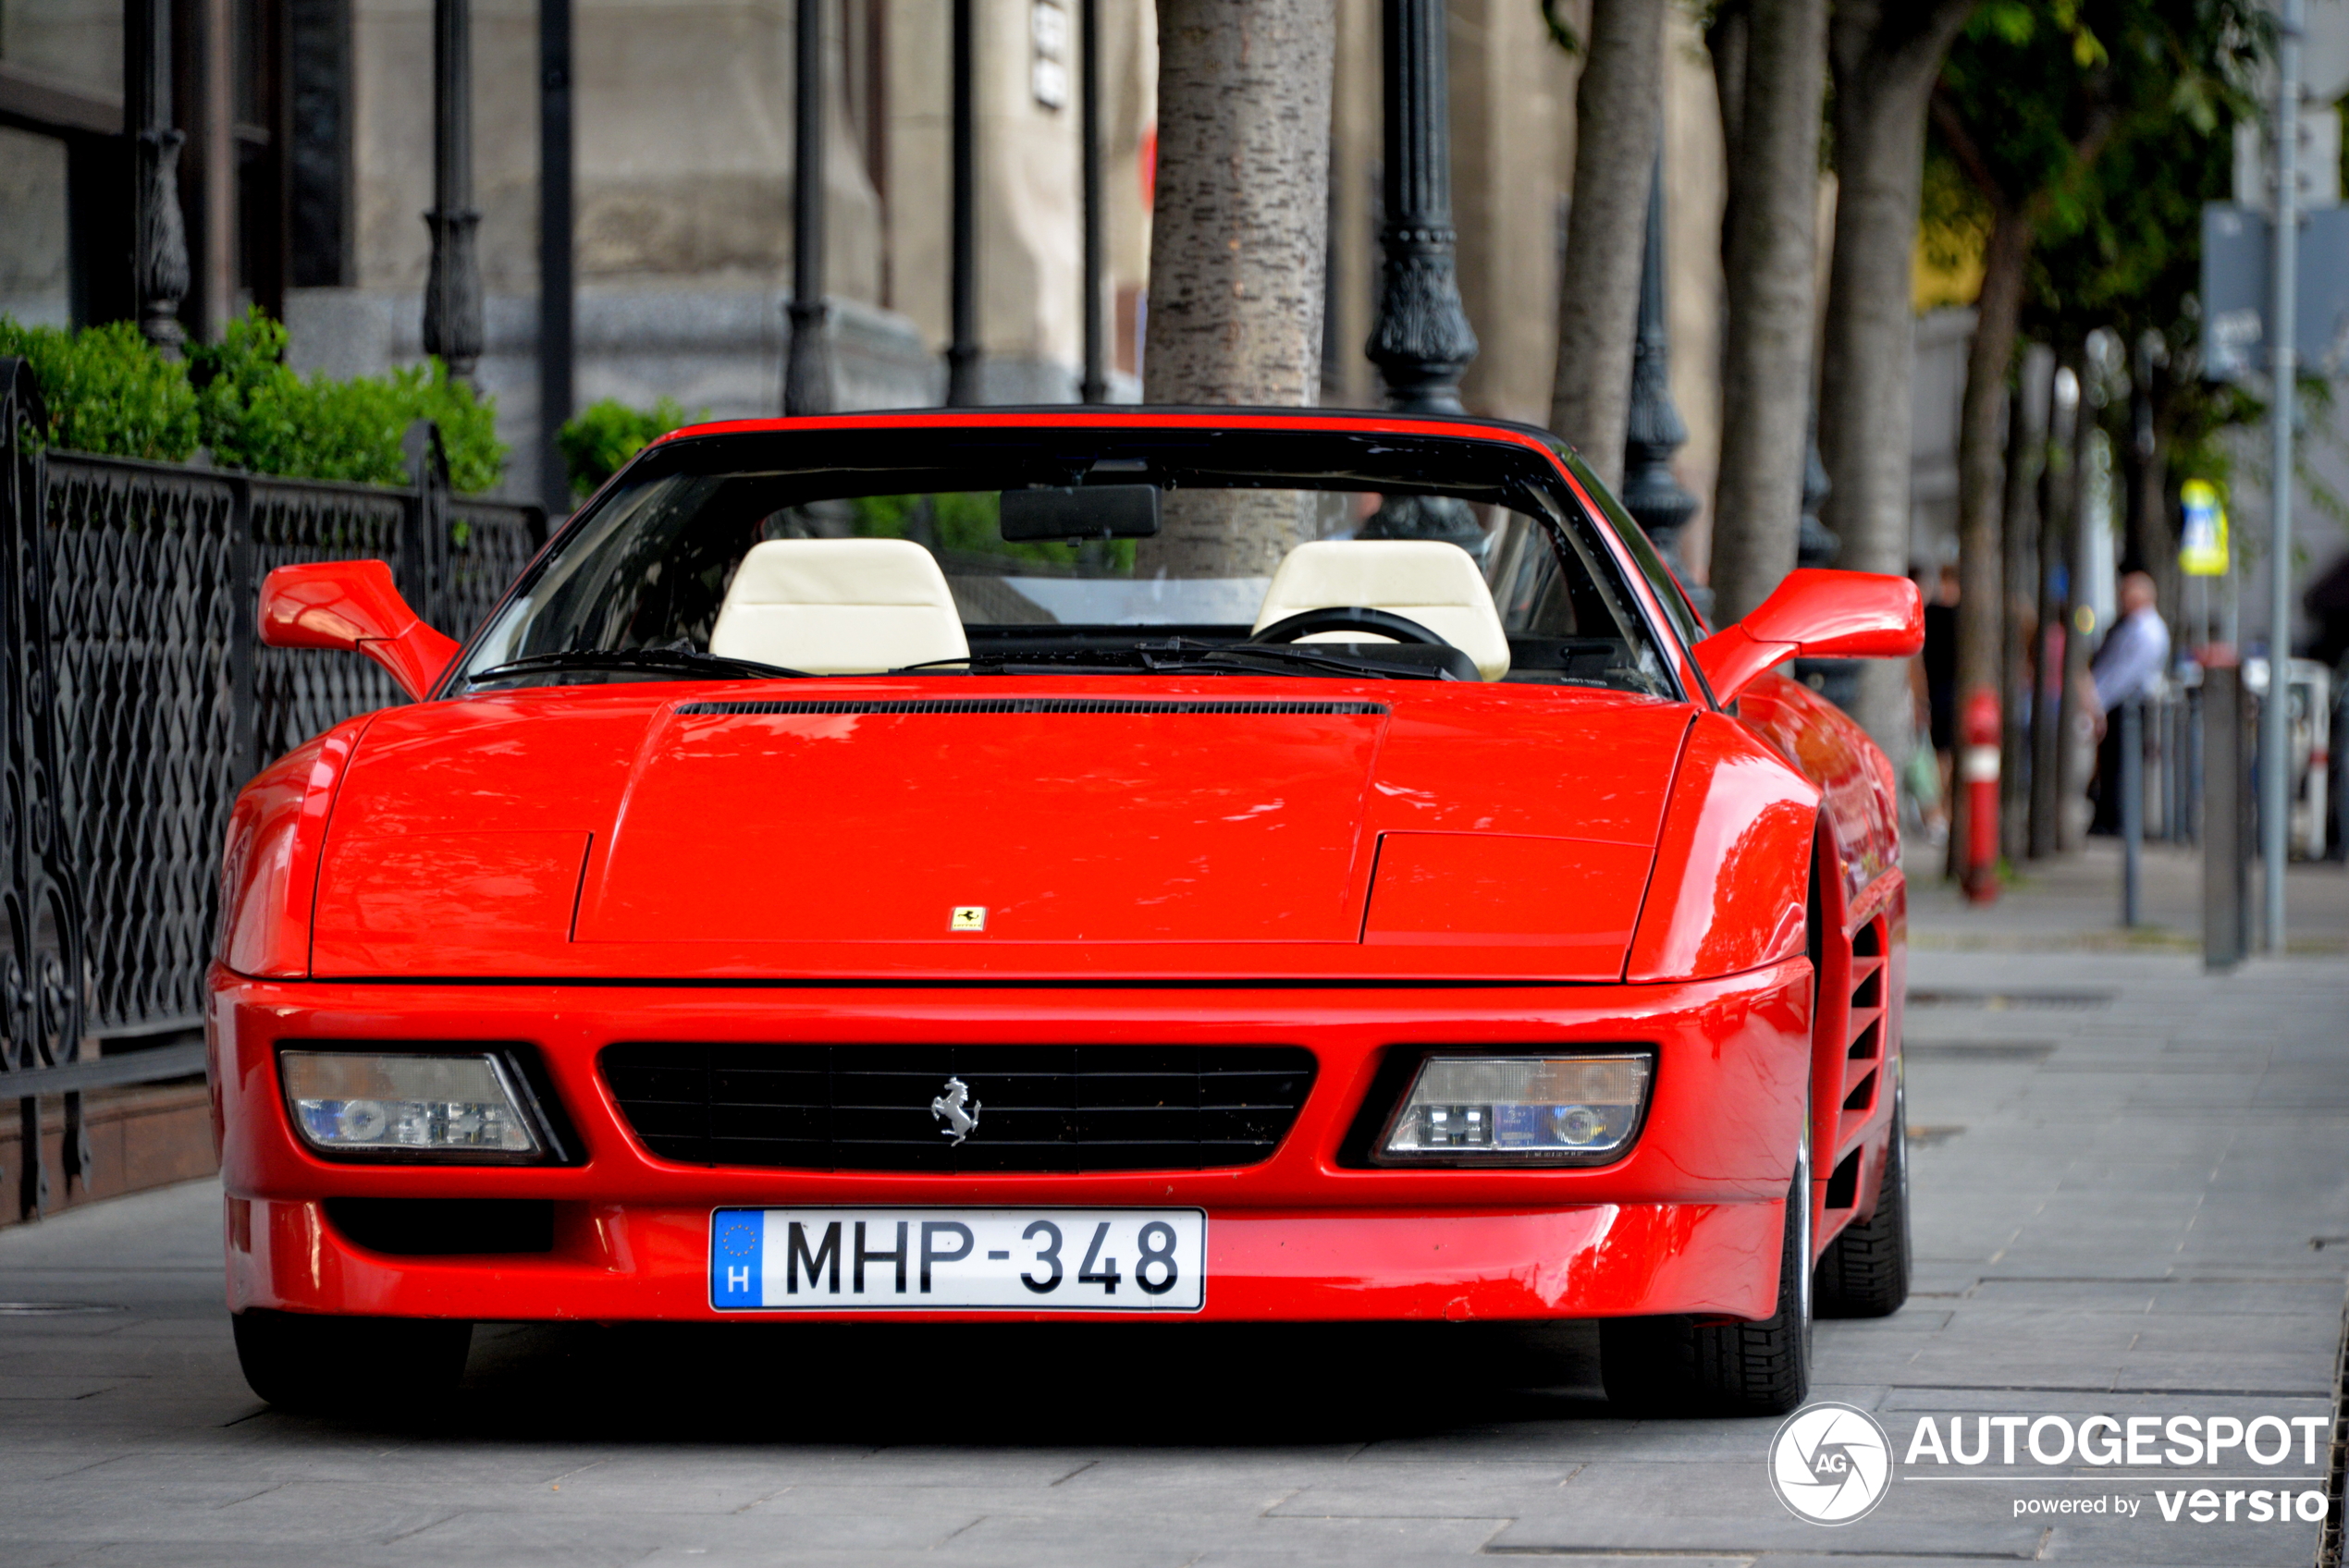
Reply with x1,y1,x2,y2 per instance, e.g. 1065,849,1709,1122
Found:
1947,198,2031,882
1548,0,1666,489
1999,344,2048,863
2122,337,2171,580
2055,369,2097,851
2029,344,2080,858
1138,0,1335,578
1817,0,1975,753
1708,2,1747,265
1706,0,1829,626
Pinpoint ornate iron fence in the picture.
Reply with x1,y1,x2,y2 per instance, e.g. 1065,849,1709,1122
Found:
1,358,546,1216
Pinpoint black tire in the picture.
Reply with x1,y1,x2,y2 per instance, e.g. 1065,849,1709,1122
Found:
1815,1083,1912,1318
232,1309,471,1414
1600,1145,1814,1416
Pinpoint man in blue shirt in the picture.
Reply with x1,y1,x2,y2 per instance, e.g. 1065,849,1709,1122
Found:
2085,571,2171,835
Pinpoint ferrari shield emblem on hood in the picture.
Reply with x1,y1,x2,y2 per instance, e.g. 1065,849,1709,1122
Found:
930,1077,980,1144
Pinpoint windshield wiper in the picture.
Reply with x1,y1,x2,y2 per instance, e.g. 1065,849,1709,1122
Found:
466,647,810,684
886,651,1170,675
890,644,1449,680
1141,643,1455,681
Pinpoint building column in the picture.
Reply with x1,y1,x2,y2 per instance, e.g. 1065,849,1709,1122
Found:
1367,0,1477,414
126,0,189,352
423,0,484,382
782,0,832,414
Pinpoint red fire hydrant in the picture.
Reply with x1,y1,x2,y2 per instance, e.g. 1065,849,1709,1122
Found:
1959,686,2001,904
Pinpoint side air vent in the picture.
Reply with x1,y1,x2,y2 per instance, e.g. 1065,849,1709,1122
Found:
674,698,1388,717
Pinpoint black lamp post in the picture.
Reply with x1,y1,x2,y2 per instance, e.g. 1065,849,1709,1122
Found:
1077,0,1107,405
1367,0,1477,413
125,0,188,354
538,0,574,508
783,0,832,413
424,0,485,382
1797,428,1836,567
945,0,982,406
1619,153,1698,582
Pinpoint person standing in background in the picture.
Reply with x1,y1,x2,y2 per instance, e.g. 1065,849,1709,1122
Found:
2083,570,2171,835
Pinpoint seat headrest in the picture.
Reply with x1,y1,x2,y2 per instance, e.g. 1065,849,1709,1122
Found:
709,538,970,675
1253,539,1511,680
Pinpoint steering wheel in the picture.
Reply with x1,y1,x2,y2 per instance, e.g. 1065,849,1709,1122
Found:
1246,606,1452,648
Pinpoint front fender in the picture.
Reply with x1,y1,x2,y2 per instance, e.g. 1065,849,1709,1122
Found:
216,716,373,979
1626,711,1819,982
1735,671,1900,907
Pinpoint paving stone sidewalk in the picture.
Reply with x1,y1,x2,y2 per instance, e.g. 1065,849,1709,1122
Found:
3,939,2346,1566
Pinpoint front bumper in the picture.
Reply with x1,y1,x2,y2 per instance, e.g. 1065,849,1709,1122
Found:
210,961,1812,1323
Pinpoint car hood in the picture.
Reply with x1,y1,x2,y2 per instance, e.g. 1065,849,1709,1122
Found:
306,680,1692,982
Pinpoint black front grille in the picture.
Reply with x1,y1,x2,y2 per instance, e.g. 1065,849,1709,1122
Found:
600,1044,1318,1172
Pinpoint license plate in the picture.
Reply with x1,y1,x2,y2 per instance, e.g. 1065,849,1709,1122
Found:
709,1207,1207,1312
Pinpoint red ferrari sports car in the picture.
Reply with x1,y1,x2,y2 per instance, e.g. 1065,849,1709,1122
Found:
211,408,1922,1416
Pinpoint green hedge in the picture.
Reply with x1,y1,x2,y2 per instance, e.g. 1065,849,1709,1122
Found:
0,319,199,462
0,311,507,495
556,397,698,501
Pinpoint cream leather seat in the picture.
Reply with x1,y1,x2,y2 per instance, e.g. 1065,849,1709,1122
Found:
709,538,970,674
1252,539,1511,680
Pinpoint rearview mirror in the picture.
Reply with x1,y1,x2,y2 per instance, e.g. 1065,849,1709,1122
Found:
1693,569,1924,704
999,484,1162,541
259,560,461,701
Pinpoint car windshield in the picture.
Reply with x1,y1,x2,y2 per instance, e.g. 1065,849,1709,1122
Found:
459,425,1678,696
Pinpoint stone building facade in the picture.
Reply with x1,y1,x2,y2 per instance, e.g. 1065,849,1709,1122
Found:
6,0,1950,587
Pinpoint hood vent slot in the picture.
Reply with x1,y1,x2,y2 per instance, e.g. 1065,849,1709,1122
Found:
674,698,1389,717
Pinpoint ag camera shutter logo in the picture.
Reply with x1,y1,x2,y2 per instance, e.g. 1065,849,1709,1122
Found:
1768,1403,1893,1525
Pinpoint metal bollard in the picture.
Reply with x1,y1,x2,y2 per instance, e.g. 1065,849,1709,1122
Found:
2180,690,2198,850
1962,687,2002,903
2121,698,2144,927
2203,664,2248,968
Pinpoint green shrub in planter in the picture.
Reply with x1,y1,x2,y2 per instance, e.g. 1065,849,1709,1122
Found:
0,319,201,461
1,310,507,495
191,312,506,495
558,397,699,501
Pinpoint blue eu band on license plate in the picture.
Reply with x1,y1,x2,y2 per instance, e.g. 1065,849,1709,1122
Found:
709,1207,1208,1312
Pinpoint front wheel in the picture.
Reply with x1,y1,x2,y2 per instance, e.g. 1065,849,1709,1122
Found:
1600,1144,1814,1416
232,1309,471,1414
1815,1083,1912,1317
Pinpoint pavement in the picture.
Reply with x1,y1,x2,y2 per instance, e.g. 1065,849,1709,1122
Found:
5,851,2349,1566
1910,835,2349,957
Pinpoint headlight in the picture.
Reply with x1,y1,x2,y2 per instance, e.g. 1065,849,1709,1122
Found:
280,1050,549,1162
1377,1052,1653,1165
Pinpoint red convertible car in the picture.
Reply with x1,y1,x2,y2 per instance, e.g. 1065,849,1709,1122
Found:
211,409,1921,1416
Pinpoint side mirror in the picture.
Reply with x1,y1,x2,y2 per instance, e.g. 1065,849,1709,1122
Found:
259,560,461,701
1693,568,1924,704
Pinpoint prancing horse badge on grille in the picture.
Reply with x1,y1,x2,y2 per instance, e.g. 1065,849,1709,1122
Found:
930,1076,980,1144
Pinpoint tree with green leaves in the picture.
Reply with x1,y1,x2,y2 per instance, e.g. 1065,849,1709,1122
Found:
1927,0,2257,859
2017,56,2255,578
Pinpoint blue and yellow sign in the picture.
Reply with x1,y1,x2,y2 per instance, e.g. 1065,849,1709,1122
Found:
2180,479,2229,577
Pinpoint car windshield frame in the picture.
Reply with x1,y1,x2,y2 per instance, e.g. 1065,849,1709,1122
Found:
444,418,1688,704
